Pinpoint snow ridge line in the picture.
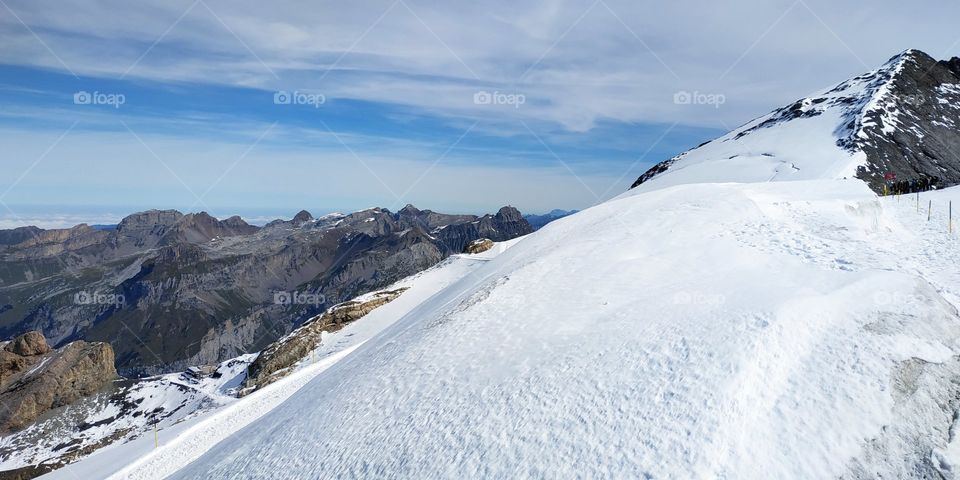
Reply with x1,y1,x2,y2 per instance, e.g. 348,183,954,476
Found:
109,344,362,480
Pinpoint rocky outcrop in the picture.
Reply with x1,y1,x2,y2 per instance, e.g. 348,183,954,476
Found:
0,331,116,432
241,288,408,394
851,50,960,192
3,331,50,357
464,238,494,254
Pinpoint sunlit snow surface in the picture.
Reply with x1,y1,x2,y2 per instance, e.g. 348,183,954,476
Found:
161,180,960,479
37,51,960,479
40,241,518,479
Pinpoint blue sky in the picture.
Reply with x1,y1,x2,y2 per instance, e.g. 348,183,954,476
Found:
2,0,959,226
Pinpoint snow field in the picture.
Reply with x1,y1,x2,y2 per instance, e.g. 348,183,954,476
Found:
167,180,960,479
42,241,520,479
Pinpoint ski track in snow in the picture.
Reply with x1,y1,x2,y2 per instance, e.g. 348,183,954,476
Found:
143,180,960,479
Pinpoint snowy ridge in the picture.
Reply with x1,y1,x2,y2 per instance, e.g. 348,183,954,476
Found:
37,239,523,479
856,50,913,136
163,180,960,478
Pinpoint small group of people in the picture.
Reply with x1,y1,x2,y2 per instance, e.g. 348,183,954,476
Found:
886,176,941,195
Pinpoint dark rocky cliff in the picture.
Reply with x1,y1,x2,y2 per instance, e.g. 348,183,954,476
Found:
852,50,960,192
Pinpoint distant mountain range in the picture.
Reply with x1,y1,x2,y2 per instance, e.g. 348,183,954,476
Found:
0,205,532,375
523,209,579,230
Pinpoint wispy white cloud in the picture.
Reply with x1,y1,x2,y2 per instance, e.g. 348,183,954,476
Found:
2,0,959,218
4,0,958,131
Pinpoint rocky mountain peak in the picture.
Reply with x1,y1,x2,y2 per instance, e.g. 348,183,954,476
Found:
398,204,422,216
941,56,960,76
116,209,184,233
292,210,313,224
629,48,960,195
221,215,251,228
494,206,524,222
852,48,960,191
181,211,217,227
892,48,932,63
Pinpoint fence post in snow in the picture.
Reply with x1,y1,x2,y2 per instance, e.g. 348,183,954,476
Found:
951,201,953,234
928,200,932,221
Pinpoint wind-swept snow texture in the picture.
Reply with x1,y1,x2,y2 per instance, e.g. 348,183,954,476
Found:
170,180,960,479
40,241,519,480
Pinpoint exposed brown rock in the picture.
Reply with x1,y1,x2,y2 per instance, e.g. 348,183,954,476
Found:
464,238,494,254
0,331,117,433
3,331,50,357
241,288,408,395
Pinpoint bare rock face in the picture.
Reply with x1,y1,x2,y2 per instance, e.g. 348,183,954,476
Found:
242,288,408,395
430,206,533,254
291,210,314,225
0,331,117,433
3,331,50,357
464,238,494,254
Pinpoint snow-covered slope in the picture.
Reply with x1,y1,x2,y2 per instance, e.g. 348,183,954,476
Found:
165,178,960,478
0,354,253,476
44,49,960,479
632,49,960,193
37,240,521,479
